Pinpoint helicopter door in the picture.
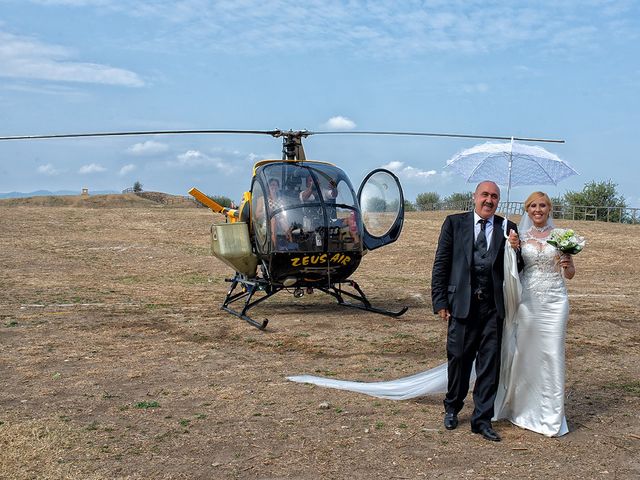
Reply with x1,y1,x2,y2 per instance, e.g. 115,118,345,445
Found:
356,169,404,251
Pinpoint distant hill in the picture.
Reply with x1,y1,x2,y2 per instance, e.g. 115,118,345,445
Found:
0,189,118,199
0,191,199,208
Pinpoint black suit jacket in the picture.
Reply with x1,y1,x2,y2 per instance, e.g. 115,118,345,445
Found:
431,212,519,320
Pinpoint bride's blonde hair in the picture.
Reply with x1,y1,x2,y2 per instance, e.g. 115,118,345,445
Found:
524,191,553,211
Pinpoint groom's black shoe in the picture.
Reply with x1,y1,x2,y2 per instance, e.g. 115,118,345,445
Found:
471,425,501,442
444,412,458,430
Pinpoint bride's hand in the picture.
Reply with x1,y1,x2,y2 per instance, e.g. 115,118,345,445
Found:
559,254,576,279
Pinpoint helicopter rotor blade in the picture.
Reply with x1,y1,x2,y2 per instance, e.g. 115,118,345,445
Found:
0,128,564,144
307,130,565,144
0,129,282,141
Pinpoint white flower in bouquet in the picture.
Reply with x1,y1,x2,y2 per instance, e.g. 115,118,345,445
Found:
547,228,585,255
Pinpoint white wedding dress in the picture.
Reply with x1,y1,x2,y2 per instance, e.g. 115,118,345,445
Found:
288,226,570,437
493,227,569,437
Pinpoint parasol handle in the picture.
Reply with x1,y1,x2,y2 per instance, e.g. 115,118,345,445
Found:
503,137,514,238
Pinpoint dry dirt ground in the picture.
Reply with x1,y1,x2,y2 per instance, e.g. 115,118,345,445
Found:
1,195,639,479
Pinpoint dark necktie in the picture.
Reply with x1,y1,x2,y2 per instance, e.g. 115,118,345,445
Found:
476,219,487,253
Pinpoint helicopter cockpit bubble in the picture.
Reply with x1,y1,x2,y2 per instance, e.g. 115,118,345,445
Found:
250,161,364,283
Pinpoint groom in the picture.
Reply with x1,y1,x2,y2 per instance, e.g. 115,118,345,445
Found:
431,181,519,442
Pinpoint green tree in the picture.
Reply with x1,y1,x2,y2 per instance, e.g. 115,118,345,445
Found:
133,181,143,193
209,195,234,208
404,199,417,212
563,180,627,222
443,191,472,210
550,195,565,219
415,192,441,211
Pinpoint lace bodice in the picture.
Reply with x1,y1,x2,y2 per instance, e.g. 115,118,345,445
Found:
521,232,566,302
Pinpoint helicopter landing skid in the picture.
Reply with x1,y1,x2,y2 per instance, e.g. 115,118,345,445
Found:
221,276,277,330
316,280,409,318
221,276,408,330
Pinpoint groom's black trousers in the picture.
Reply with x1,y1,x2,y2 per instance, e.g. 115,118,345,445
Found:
444,296,502,429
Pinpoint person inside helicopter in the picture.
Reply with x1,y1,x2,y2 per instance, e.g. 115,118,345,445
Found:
299,174,338,202
299,173,362,249
265,178,297,250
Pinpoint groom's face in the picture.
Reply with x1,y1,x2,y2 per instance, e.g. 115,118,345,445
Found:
473,181,500,219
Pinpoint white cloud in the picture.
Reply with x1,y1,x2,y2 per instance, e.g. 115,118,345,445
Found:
78,163,107,174
126,140,169,156
323,116,357,130
0,31,144,86
382,161,438,181
37,163,59,175
461,83,489,94
12,1,639,58
119,164,136,175
167,149,234,173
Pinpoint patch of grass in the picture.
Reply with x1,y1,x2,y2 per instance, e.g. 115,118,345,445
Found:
335,407,343,414
119,275,141,285
375,421,384,430
144,303,171,310
393,332,414,339
195,413,207,420
180,273,209,285
85,421,99,431
314,369,337,377
179,419,191,427
606,380,640,396
4,320,18,327
134,401,160,409
398,423,408,429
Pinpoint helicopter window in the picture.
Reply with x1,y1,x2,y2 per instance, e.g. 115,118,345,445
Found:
256,162,362,253
359,170,402,238
304,166,358,207
327,206,361,252
251,182,268,253
262,166,299,209
334,180,356,206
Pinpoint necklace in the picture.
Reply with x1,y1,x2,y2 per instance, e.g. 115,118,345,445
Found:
533,225,550,232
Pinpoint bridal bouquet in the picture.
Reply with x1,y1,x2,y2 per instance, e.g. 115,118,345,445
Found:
547,228,586,255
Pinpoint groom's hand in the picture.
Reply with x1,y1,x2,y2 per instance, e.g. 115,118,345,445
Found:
438,308,450,320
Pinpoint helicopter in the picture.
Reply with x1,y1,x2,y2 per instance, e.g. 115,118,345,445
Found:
0,128,564,329
187,130,408,329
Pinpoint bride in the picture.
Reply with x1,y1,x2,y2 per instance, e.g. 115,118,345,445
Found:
493,191,574,437
288,191,576,438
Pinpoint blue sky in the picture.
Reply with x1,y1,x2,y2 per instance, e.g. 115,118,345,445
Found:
1,0,639,206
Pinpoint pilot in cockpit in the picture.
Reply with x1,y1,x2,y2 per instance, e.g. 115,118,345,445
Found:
299,174,338,203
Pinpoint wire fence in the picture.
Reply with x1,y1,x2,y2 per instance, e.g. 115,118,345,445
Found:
119,190,639,224
422,201,640,224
